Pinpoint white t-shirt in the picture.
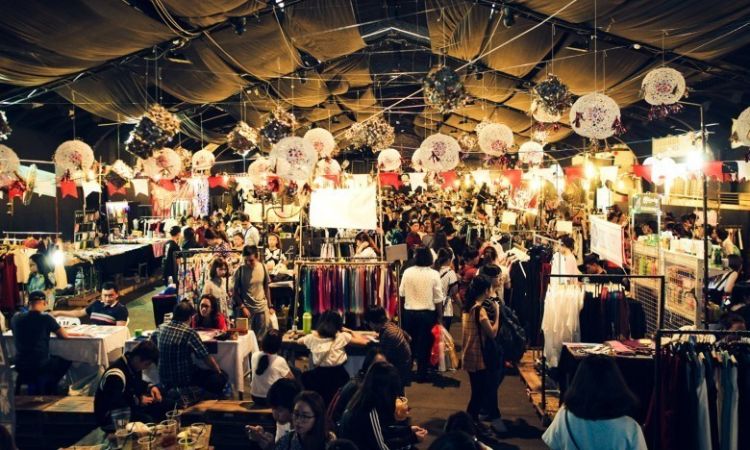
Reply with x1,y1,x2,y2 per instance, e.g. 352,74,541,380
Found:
399,266,443,311
275,422,291,443
300,332,352,367
438,266,459,317
244,225,260,246
249,352,291,398
542,406,647,450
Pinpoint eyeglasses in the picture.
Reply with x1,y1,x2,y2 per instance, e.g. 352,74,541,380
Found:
292,412,315,421
200,304,210,309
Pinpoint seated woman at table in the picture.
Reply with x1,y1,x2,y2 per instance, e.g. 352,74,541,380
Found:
250,329,293,405
298,310,370,406
95,340,163,431
249,391,334,450
190,294,228,331
203,258,231,318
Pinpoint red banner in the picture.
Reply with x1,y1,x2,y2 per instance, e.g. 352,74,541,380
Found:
379,172,402,189
106,181,127,197
60,179,78,199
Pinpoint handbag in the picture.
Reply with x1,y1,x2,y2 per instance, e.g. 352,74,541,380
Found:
475,305,500,369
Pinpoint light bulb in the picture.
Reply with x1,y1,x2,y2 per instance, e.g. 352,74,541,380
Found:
685,150,704,172
584,161,596,180
50,250,64,266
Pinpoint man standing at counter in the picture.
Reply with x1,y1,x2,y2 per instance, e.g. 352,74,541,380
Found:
53,282,128,326
12,291,72,394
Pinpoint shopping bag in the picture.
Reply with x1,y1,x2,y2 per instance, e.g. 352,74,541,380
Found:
430,324,442,367
441,326,460,370
269,310,279,330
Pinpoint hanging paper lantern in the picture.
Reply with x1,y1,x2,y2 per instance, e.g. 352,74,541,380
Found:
261,109,297,145
143,148,182,181
316,158,341,176
411,148,425,172
54,139,95,180
477,123,514,156
423,66,468,114
458,133,477,152
569,93,624,139
533,75,572,118
191,149,215,173
518,141,545,166
420,133,460,172
344,117,395,152
304,128,337,158
126,104,181,157
377,148,402,172
269,136,317,182
0,110,11,141
732,106,750,150
227,121,259,154
247,157,273,186
530,98,562,123
0,144,20,177
642,67,686,120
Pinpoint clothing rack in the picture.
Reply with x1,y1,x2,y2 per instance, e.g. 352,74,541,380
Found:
3,231,61,236
652,328,750,450
538,274,666,417
175,249,242,301
292,259,393,331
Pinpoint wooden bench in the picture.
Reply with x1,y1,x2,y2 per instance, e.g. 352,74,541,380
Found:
181,400,276,450
15,396,97,450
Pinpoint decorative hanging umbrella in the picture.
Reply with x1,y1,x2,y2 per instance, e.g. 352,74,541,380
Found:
411,148,425,172
377,148,402,172
0,144,20,188
477,123,514,157
419,133,460,172
191,149,216,173
247,157,273,186
316,158,341,176
142,148,182,181
269,136,318,182
569,93,624,139
641,67,686,120
518,141,545,166
54,139,95,181
304,128,337,158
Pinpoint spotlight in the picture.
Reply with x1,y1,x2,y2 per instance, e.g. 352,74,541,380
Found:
502,5,515,27
231,17,247,35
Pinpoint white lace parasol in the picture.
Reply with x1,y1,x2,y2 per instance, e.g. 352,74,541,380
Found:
377,148,402,172
316,158,342,176
419,133,460,172
569,93,621,139
269,136,318,182
642,68,686,106
732,106,750,147
477,123,514,156
304,128,337,158
143,148,183,181
191,149,216,173
518,141,545,166
54,140,95,180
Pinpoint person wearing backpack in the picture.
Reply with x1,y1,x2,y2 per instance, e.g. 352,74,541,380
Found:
434,248,460,330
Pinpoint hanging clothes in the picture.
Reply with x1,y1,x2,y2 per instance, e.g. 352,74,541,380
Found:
541,284,585,368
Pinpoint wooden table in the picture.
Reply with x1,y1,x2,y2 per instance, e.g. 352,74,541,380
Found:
67,424,213,449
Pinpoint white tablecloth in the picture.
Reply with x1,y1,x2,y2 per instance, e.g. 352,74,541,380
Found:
4,325,131,368
126,330,258,394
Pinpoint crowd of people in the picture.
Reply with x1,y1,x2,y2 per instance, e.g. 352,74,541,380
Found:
10,188,750,450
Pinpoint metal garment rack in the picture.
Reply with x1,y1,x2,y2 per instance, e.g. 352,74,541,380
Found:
175,249,243,302
291,259,393,331
538,273,666,415
652,328,750,450
3,231,61,236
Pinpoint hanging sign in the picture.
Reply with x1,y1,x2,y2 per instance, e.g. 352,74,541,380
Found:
310,186,377,230
589,215,625,267
630,193,661,214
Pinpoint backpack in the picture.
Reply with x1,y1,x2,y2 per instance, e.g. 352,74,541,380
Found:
497,302,527,363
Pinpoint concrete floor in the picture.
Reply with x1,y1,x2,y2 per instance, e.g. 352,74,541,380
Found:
125,290,548,449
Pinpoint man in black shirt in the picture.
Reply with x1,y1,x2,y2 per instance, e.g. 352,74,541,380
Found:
95,340,163,431
11,291,72,394
53,282,128,326
162,225,182,286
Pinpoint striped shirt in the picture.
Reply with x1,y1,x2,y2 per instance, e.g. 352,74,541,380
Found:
85,300,128,326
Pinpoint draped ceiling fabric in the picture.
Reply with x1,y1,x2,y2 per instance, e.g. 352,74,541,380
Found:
0,0,748,159
158,0,266,28
0,0,174,85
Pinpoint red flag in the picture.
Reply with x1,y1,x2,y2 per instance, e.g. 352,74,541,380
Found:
106,181,127,196
208,175,228,189
322,174,341,187
440,171,458,189
379,172,402,189
703,161,724,180
501,169,522,189
564,166,584,182
7,183,24,201
157,179,176,191
60,179,78,199
632,165,652,183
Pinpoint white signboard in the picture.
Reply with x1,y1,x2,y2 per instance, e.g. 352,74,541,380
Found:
589,215,625,267
309,185,378,230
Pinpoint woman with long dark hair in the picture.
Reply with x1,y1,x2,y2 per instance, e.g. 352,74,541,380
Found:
542,355,645,450
190,294,228,330
181,227,203,250
461,275,503,432
203,258,231,318
274,391,333,450
353,231,379,259
251,330,292,405
339,361,426,450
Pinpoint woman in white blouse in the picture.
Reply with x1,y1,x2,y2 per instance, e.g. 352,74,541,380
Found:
298,310,369,405
400,247,443,382
353,231,378,259
203,258,231,317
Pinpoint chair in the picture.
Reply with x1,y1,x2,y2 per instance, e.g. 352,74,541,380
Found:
55,316,81,327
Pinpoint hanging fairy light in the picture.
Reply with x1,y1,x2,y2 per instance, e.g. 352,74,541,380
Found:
261,108,297,145
532,75,572,119
227,121,260,155
422,66,469,114
125,105,181,158
344,117,395,152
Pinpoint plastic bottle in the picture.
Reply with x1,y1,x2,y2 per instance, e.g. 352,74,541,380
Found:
167,276,175,288
302,312,312,334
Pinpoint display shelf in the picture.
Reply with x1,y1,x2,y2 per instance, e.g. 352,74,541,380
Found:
73,210,100,250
